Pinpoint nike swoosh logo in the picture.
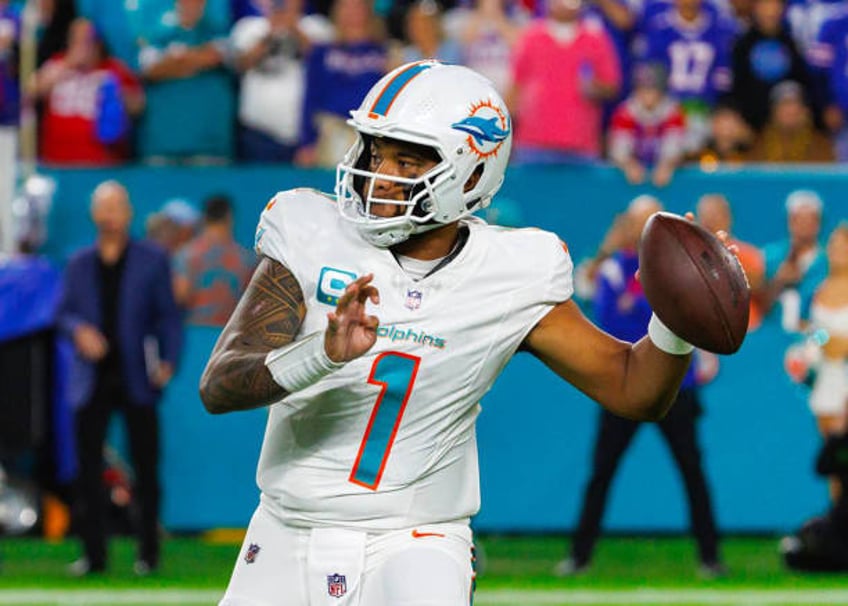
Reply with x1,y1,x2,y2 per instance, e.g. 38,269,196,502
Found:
411,529,445,539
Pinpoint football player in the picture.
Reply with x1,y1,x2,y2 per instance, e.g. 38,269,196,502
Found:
200,60,693,606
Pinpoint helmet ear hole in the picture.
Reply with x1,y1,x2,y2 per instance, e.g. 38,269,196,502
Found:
464,163,485,195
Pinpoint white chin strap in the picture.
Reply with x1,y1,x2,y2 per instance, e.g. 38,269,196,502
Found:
356,216,444,248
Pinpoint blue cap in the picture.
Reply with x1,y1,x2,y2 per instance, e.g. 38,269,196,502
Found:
161,198,200,226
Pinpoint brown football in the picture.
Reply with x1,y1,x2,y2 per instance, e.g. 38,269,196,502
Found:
639,212,750,354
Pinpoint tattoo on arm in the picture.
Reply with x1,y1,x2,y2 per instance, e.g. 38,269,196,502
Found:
200,257,306,413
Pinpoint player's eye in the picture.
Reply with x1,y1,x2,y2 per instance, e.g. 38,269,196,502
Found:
398,158,422,173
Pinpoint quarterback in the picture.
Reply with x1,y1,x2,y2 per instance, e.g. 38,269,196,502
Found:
200,61,693,606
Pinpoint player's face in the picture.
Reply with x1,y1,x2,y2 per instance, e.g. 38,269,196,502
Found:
364,138,440,218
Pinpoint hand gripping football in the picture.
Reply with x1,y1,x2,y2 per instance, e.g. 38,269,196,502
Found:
639,212,750,354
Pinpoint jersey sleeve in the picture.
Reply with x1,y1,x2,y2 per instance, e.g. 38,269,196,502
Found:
542,233,575,305
254,191,294,268
500,228,574,349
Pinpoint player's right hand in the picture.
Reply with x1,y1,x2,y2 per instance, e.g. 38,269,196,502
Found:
324,274,380,363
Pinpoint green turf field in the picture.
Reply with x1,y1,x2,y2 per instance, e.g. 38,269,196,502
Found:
1,535,848,605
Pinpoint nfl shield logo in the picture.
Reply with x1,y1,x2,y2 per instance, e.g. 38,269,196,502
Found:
244,543,260,564
405,289,423,310
327,573,347,598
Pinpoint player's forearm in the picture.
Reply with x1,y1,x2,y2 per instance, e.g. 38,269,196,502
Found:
531,334,688,422
199,343,289,413
613,338,691,421
199,257,306,414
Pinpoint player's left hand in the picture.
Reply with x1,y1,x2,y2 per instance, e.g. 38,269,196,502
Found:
325,274,381,363
635,212,741,283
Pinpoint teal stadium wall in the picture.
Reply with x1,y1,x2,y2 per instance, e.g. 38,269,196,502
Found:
40,164,848,532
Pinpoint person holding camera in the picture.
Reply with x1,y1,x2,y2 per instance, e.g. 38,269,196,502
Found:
230,0,332,162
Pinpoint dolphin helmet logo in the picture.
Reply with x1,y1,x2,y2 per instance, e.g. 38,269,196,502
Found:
451,99,510,159
452,116,510,146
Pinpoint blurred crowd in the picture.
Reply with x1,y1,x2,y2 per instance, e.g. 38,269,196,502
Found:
576,188,845,451
0,0,846,180
566,189,848,574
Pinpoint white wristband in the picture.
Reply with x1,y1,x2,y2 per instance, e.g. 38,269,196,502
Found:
265,332,344,393
648,313,694,356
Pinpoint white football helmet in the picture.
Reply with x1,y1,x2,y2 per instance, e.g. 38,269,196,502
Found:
336,60,512,248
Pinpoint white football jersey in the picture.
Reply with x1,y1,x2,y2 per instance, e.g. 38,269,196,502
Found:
253,189,574,531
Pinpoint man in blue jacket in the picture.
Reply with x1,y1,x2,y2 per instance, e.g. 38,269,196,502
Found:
58,180,182,576
556,195,725,578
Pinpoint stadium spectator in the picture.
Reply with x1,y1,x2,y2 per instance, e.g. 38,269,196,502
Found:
387,0,462,69
445,0,528,95
583,0,639,107
745,79,835,162
125,0,234,59
163,198,201,248
638,0,735,153
785,224,848,502
808,7,848,160
781,426,848,571
145,212,181,253
692,103,752,166
730,0,812,132
696,193,766,330
759,189,828,332
144,198,201,256
639,0,739,25
137,0,235,164
31,18,144,165
802,225,848,443
571,210,631,303
57,181,182,576
508,0,621,163
607,61,686,187
173,195,255,326
0,0,19,126
230,0,333,162
557,194,725,579
295,0,387,168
